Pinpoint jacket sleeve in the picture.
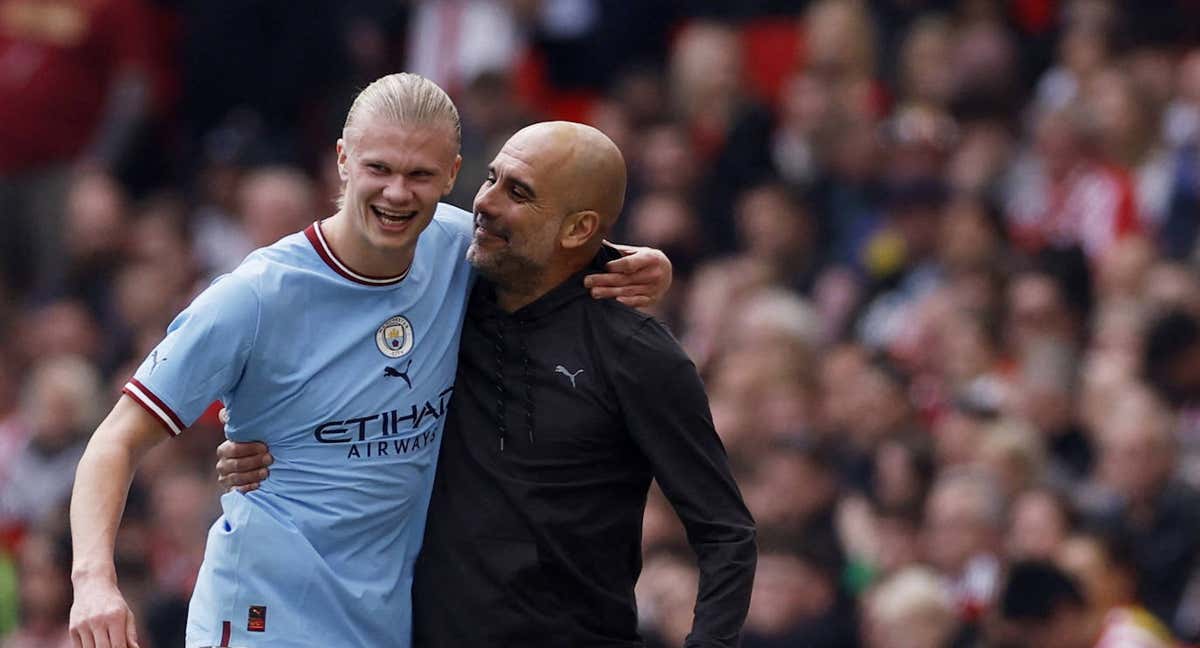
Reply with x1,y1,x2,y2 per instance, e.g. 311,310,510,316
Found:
609,317,756,648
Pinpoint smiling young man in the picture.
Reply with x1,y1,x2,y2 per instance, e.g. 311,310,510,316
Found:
221,122,757,647
67,75,669,648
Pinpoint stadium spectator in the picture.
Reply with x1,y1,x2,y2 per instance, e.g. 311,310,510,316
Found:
1086,387,1200,637
637,549,700,648
1005,104,1141,260
1,531,72,648
743,439,840,553
0,0,154,297
53,171,131,317
741,533,856,648
0,353,25,488
733,182,821,294
1005,486,1075,561
993,559,1095,648
863,566,960,648
236,166,318,251
1056,531,1178,646
922,468,1006,620
0,356,101,533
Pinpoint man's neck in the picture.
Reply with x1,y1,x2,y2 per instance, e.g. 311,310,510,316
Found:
495,270,567,313
495,286,543,313
322,211,415,278
494,252,593,313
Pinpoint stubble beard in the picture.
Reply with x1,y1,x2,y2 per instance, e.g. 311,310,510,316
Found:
467,243,544,296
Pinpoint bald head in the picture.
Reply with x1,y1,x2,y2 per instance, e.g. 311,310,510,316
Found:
506,121,627,232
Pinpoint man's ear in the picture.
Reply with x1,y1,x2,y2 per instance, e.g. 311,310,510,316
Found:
443,154,463,196
560,210,601,249
336,139,350,182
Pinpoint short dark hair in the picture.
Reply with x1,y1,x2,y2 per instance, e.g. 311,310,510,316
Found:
999,560,1085,622
755,526,844,582
1144,309,1200,405
1032,245,1093,324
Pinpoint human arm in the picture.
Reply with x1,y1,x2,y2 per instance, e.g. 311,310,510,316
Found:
68,397,168,648
584,243,672,308
70,274,258,647
610,320,756,647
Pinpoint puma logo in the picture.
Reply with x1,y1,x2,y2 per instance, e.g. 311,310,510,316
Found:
149,349,167,374
555,365,583,388
384,360,413,388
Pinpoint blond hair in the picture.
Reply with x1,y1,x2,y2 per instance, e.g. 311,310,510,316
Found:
343,73,461,148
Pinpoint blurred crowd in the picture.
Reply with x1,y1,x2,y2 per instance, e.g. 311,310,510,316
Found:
4,0,1200,646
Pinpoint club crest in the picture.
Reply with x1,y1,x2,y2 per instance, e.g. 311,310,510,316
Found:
375,315,414,358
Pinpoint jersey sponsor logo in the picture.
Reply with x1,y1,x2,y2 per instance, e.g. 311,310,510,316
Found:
247,605,266,632
375,315,414,358
312,385,453,460
346,428,437,460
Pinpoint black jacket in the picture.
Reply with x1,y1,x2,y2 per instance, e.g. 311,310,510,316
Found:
413,250,756,647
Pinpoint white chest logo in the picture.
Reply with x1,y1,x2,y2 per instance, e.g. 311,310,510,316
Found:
376,315,414,358
555,365,583,388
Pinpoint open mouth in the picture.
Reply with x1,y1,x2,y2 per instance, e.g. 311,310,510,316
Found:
371,205,417,226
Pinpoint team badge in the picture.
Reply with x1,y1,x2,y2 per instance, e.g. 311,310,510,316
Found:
375,315,414,358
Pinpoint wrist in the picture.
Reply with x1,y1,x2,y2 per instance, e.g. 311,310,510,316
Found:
71,562,118,587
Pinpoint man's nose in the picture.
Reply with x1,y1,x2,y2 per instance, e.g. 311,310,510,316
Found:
383,177,415,203
473,182,499,215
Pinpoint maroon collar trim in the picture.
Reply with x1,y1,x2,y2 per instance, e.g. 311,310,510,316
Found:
304,221,409,286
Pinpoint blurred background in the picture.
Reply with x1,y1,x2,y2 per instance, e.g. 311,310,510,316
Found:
4,0,1200,646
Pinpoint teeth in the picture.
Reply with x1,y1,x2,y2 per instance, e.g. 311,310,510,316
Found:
373,206,412,221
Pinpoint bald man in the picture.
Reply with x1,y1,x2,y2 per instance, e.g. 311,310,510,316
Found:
412,122,755,646
219,122,756,646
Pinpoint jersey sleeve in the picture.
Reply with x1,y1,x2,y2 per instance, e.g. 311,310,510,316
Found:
122,273,261,436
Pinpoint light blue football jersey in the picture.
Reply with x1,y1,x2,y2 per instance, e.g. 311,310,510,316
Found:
123,204,474,647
